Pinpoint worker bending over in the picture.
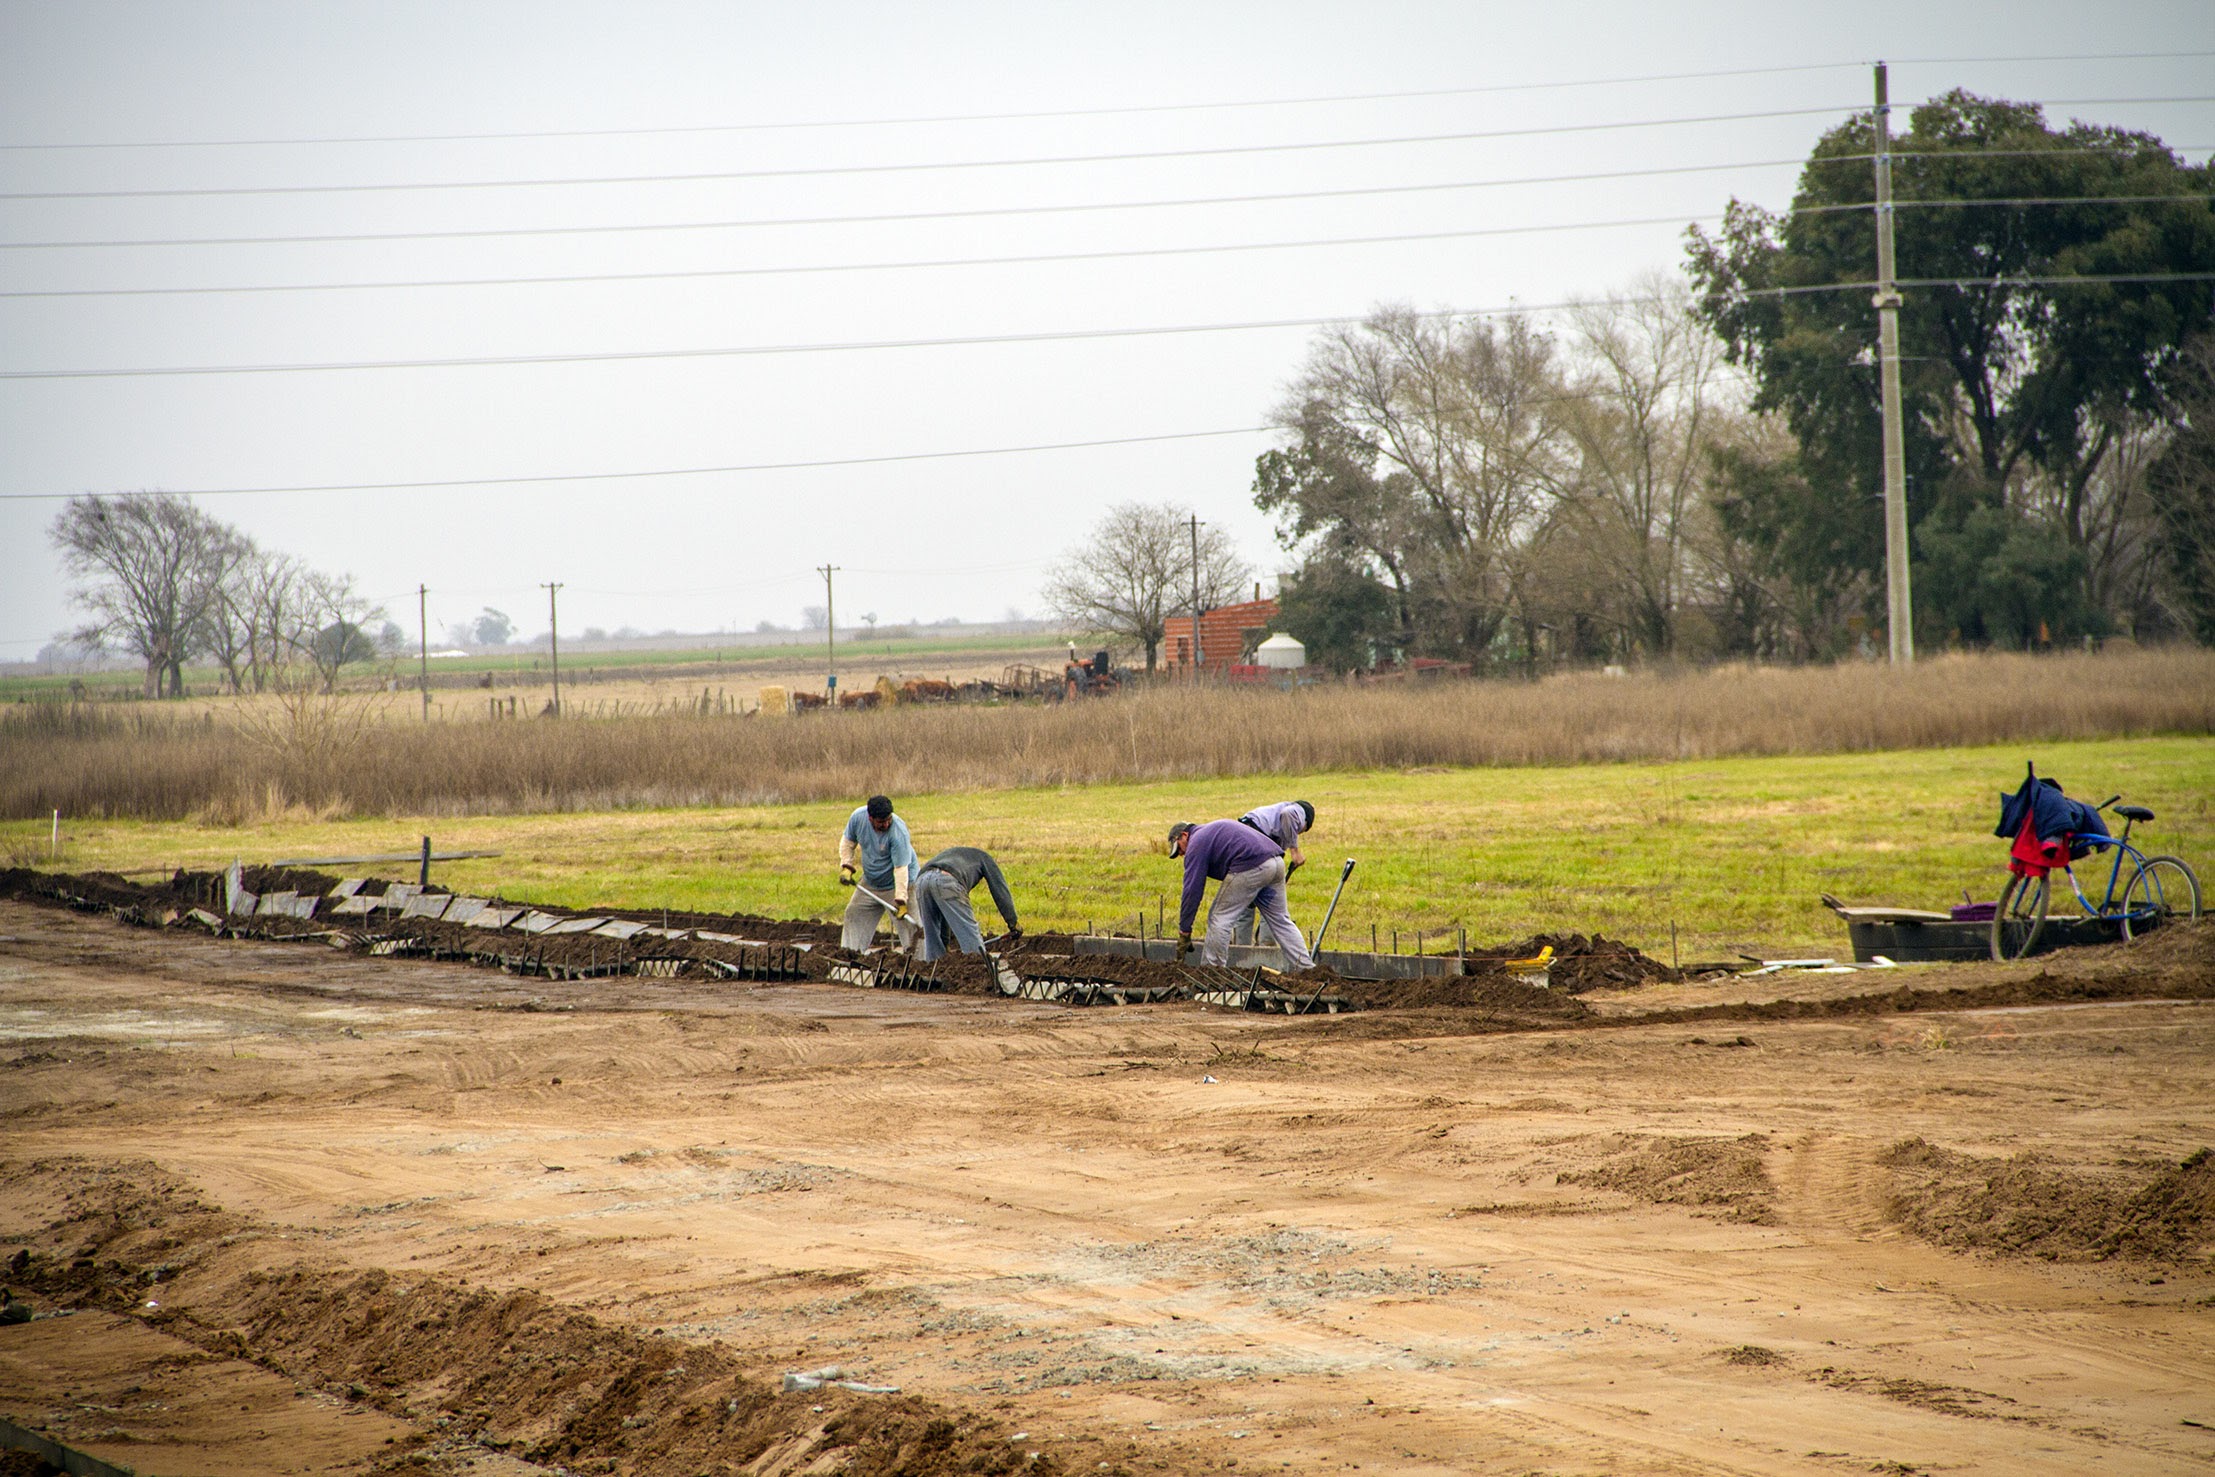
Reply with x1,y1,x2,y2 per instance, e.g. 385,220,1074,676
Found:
912,846,1022,961
1232,799,1314,947
839,794,917,951
1168,819,1314,971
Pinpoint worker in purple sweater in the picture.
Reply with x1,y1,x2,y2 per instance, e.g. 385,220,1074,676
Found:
1167,819,1315,971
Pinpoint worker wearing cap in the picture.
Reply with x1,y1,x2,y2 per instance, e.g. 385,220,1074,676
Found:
912,846,1022,961
1233,800,1314,947
1168,819,1314,972
839,795,917,950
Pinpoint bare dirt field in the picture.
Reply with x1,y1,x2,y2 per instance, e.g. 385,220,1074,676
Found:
2,890,2212,1476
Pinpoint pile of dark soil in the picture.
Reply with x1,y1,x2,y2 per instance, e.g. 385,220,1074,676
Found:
1026,953,1193,989
237,865,345,896
1557,1132,1778,1224
5,1157,1085,1477
1879,1139,2215,1263
1327,972,1593,1021
1474,933,1680,993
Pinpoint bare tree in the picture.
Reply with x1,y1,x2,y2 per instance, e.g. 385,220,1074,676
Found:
294,570,387,691
49,492,246,698
1044,502,1251,670
1268,306,1575,660
1555,278,1737,657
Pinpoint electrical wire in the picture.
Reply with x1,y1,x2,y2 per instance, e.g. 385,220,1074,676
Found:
0,102,1880,202
0,300,1597,380
8,195,2207,301
6,96,2201,203
0,212,1729,299
0,426,1278,501
1740,271,2215,298
9,268,2209,380
0,156,1814,252
3,51,2205,152
1796,192,2215,215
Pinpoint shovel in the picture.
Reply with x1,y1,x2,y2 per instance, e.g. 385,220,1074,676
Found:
850,879,922,952
1296,859,1357,1014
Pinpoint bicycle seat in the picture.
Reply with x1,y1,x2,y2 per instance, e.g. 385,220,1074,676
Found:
2114,804,2154,822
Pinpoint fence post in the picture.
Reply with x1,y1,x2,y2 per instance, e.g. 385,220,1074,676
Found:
420,836,432,888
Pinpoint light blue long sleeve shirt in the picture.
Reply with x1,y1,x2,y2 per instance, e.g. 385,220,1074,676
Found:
842,807,916,891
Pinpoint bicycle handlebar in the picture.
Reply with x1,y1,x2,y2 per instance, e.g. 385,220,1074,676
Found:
2097,794,2121,811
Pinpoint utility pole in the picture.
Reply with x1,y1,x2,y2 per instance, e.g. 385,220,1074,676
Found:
541,581,563,715
417,584,430,720
1873,61,1914,665
819,564,840,705
1188,513,1204,682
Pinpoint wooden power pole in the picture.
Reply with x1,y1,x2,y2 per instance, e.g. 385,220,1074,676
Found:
417,584,430,719
819,564,840,705
541,581,563,715
1873,61,1914,665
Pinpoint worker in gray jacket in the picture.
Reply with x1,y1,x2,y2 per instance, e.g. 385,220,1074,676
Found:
1232,800,1314,948
911,846,1022,961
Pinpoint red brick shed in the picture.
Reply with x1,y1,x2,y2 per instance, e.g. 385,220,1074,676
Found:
1161,597,1279,676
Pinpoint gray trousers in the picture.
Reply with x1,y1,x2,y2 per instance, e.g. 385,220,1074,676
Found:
842,885,919,952
913,868,986,962
1204,857,1313,970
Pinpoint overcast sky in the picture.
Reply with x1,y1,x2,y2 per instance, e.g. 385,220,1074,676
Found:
4,2,2210,657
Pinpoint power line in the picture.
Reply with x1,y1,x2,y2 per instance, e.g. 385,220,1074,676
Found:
6,96,2200,204
1794,192,2215,216
9,272,2207,381
4,52,2204,152
1742,271,2215,298
0,426,1278,501
0,156,1814,252
0,102,1883,201
0,212,1729,299
11,195,2208,301
0,298,1605,380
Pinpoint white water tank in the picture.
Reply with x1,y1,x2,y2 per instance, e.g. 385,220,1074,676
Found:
1254,632,1307,669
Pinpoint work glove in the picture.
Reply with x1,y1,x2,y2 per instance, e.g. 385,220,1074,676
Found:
839,865,855,886
1005,926,1023,943
894,896,909,918
1175,931,1192,963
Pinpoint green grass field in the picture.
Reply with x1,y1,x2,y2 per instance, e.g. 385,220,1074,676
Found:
7,737,2208,963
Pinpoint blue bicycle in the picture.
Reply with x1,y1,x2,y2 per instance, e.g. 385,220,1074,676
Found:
1991,796,2201,961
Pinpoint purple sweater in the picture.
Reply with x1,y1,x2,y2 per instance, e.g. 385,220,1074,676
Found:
1179,819,1282,932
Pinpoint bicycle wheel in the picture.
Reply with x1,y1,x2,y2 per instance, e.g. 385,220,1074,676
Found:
2120,855,2203,941
1991,871,2050,961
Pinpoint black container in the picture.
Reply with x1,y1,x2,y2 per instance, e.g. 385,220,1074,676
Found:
1845,913,2125,963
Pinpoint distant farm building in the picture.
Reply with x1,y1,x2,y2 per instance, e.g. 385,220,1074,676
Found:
1162,596,1278,676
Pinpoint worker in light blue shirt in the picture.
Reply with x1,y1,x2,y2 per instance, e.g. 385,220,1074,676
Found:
1233,800,1314,947
838,794,918,950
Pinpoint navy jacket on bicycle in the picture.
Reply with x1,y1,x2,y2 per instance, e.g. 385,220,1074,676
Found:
1995,766,2109,858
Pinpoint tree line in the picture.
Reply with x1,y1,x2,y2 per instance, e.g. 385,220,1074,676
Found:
1051,91,2213,673
49,491,393,698
1260,91,2214,670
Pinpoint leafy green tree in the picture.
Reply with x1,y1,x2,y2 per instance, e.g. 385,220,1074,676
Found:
1273,551,1400,672
1687,89,2215,641
472,607,515,646
2145,337,2215,642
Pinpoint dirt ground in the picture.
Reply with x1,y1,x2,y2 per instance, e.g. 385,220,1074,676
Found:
2,888,2212,1476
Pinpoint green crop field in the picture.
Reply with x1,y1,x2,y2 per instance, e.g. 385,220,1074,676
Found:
7,736,2208,964
0,629,1068,705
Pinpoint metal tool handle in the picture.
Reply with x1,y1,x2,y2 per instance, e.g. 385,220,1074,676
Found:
1297,860,1356,1014
1310,858,1356,954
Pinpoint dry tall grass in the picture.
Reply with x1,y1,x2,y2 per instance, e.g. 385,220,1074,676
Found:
5,648,2210,822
